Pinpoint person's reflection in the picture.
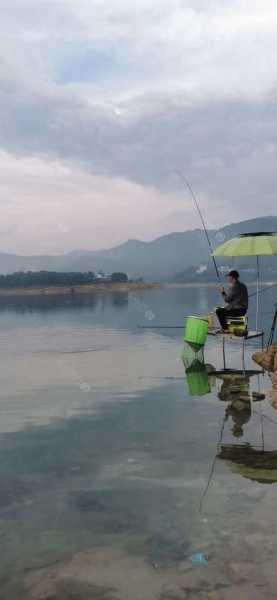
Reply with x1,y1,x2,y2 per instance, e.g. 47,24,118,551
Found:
225,399,251,438
217,374,251,439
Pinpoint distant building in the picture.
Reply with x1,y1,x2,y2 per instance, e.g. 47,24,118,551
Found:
95,271,111,281
196,264,208,275
219,266,232,274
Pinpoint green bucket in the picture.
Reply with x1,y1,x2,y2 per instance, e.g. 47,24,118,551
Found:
184,316,209,350
186,367,211,397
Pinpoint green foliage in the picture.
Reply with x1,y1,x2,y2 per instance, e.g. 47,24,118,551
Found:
0,270,129,288
111,272,128,282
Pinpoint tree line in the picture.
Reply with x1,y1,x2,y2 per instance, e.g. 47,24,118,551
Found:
0,271,129,288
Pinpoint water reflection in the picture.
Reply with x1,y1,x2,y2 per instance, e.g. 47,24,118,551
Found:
218,445,277,484
183,350,277,484
217,373,252,438
0,292,129,315
182,343,215,397
0,287,276,598
185,364,211,397
215,372,277,484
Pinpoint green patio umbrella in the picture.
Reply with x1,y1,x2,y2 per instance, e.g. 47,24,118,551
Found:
213,232,277,331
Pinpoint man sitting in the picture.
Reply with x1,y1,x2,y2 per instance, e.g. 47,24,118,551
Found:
216,270,248,332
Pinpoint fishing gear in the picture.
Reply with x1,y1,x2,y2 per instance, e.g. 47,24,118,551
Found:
198,411,226,513
138,325,184,329
267,302,277,349
249,281,277,299
174,170,221,282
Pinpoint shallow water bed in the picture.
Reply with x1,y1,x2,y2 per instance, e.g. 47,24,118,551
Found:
0,288,276,598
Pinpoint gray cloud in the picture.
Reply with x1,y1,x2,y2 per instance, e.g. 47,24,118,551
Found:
1,73,276,212
0,0,277,252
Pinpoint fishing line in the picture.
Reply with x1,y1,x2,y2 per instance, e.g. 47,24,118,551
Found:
174,170,221,282
138,325,184,329
248,282,277,299
174,171,277,300
252,409,277,427
259,401,265,451
138,306,275,330
198,411,226,514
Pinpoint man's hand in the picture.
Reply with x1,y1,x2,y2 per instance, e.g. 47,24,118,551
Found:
220,286,226,295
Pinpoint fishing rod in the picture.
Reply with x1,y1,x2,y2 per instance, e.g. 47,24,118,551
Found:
248,281,277,299
174,170,221,282
138,325,184,329
198,411,226,513
267,302,277,348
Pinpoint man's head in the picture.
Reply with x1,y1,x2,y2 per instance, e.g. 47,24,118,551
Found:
227,269,239,285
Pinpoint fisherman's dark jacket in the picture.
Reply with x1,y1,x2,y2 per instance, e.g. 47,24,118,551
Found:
224,281,249,310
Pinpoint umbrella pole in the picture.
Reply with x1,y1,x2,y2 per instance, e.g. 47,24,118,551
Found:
256,256,260,332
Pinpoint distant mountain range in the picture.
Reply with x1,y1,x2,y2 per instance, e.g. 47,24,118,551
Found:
0,216,277,281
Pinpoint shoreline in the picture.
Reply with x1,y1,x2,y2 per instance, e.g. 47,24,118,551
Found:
0,282,160,297
0,280,275,297
164,281,277,288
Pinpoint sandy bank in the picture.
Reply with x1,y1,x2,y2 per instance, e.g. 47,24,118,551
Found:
0,282,160,297
0,280,275,297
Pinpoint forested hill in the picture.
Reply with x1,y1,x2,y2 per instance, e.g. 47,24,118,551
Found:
0,216,276,281
0,271,128,288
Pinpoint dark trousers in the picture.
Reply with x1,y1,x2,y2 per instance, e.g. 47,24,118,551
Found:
216,307,247,330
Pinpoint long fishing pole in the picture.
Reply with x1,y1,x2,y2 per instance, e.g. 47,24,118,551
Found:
249,281,277,299
175,170,221,282
198,412,226,513
138,325,184,329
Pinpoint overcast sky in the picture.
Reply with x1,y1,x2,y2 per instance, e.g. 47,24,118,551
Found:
1,0,277,254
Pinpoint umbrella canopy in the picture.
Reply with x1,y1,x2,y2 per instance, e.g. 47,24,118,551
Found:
213,232,277,257
212,232,277,332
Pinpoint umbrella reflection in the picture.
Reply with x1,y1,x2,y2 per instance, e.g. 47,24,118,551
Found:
218,445,277,484
214,372,277,484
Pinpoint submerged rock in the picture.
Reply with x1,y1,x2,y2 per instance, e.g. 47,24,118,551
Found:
225,560,255,584
28,580,115,600
24,548,162,600
22,547,236,600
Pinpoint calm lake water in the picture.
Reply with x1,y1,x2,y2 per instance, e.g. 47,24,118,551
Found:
0,286,277,599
